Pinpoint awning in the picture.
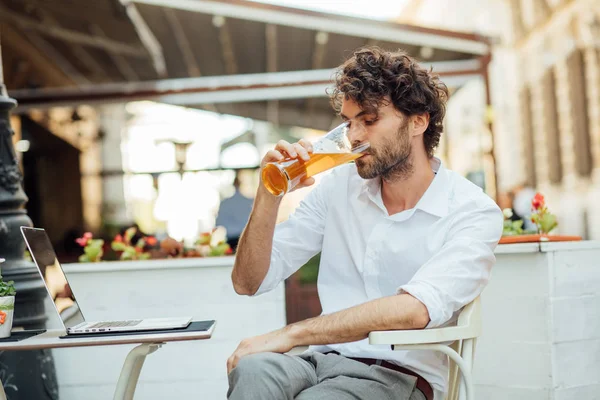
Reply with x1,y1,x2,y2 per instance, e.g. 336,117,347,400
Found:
2,0,492,130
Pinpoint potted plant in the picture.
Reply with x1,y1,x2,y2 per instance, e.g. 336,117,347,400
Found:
529,192,558,236
501,208,527,237
0,258,16,338
111,227,155,261
76,232,104,262
499,192,582,244
192,226,232,257
74,225,234,263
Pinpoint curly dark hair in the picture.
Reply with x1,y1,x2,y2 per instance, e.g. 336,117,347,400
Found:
330,46,449,158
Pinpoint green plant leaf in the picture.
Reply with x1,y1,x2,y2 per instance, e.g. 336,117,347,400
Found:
93,249,104,263
502,227,515,236
512,220,524,230
0,279,16,296
121,247,137,260
209,243,230,256
124,227,137,244
112,242,127,251
196,234,211,245
84,244,100,259
539,213,558,234
503,219,524,236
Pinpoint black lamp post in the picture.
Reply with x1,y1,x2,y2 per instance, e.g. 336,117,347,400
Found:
0,32,58,399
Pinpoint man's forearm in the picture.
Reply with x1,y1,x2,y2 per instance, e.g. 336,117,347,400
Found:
286,294,430,346
231,187,282,295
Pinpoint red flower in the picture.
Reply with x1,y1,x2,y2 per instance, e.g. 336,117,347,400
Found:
531,192,545,211
83,232,93,240
75,236,89,247
146,237,157,246
0,310,7,325
113,234,123,243
225,248,233,255
135,247,142,253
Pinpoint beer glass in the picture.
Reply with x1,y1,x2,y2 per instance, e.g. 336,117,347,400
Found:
261,122,369,197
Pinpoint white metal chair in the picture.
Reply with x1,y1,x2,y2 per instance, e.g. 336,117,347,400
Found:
369,297,481,400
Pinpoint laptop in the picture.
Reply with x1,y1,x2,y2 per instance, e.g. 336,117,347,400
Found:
21,226,193,335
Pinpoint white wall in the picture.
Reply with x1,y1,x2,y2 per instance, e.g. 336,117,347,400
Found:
476,242,600,400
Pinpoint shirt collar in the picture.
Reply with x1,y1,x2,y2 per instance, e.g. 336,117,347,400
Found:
415,157,449,217
359,157,449,218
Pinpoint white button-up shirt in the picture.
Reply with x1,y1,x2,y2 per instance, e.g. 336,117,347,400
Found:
256,158,503,398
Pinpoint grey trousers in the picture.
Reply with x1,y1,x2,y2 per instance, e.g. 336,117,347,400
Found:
227,351,427,400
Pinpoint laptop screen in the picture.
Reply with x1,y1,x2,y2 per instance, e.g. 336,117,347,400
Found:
21,227,85,329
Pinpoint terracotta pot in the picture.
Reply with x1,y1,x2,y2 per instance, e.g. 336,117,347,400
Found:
499,234,582,244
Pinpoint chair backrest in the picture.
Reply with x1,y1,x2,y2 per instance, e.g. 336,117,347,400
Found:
446,297,481,400
456,296,481,333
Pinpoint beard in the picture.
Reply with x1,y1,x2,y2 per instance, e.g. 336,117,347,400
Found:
355,120,413,182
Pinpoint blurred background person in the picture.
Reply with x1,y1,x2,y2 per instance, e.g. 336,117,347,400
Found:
216,171,253,252
497,190,522,222
513,184,537,231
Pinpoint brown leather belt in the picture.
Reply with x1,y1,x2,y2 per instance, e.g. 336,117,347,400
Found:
324,351,434,400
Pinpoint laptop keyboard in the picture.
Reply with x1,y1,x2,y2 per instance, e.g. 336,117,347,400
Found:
87,320,142,329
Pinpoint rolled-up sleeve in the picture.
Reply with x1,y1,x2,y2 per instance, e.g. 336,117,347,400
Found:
398,201,503,328
254,173,333,296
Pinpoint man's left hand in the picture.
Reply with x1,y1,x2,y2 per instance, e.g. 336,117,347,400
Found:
227,328,296,374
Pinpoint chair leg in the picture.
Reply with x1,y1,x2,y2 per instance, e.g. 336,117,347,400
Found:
448,340,463,400
470,338,477,370
457,340,474,400
113,343,163,400
394,344,474,400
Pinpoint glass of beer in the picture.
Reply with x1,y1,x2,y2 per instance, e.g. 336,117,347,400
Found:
261,122,369,197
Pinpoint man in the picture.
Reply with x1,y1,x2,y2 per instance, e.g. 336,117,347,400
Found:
216,172,253,252
227,47,503,400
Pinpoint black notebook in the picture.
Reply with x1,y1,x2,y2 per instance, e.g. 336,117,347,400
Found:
0,329,47,342
59,320,215,339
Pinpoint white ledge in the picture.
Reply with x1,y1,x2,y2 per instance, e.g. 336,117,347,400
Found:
539,240,600,252
495,240,600,254
494,243,541,254
61,240,600,272
63,256,236,273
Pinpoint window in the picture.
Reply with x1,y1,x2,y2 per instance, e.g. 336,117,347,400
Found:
542,67,562,184
566,49,593,177
519,86,536,187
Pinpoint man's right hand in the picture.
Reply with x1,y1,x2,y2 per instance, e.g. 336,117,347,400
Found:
233,139,315,295
259,138,316,195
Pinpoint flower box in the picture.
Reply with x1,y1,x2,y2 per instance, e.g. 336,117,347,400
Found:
500,192,578,245
74,226,233,264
